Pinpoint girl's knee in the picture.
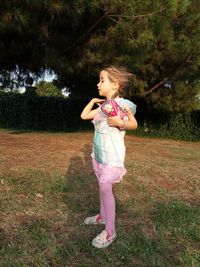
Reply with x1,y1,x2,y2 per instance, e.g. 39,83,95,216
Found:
100,183,112,195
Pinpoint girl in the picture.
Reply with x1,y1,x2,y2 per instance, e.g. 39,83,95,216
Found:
80,66,138,248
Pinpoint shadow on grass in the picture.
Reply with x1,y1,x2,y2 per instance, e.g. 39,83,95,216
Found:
63,144,99,217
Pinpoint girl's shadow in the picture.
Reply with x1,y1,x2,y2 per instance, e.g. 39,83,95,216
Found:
64,144,99,218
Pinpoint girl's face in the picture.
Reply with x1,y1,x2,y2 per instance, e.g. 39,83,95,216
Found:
97,70,118,99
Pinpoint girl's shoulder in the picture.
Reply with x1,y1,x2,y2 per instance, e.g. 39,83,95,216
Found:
117,98,137,115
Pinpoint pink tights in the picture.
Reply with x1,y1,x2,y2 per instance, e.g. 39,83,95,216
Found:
99,182,115,236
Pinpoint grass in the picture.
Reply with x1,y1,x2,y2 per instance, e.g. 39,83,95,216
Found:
0,130,200,267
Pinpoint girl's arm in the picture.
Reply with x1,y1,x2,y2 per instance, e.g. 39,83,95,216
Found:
107,108,138,130
123,108,138,130
80,98,105,120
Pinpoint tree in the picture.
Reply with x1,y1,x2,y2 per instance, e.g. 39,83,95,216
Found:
0,0,200,111
35,81,63,97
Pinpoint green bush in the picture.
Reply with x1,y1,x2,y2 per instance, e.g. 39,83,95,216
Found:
160,112,200,141
134,111,200,141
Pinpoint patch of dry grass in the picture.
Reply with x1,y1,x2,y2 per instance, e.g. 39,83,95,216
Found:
0,130,199,266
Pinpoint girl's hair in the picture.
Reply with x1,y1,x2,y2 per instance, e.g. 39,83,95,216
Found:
101,65,133,98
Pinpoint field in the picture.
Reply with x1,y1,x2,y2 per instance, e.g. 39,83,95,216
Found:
0,130,200,267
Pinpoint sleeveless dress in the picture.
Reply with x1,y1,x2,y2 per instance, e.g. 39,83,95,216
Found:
91,98,136,184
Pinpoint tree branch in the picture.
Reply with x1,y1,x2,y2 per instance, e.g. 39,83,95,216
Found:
108,7,166,20
64,7,166,56
65,13,108,54
144,53,192,97
144,80,166,96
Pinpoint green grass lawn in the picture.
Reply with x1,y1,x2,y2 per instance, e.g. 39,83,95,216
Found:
0,131,199,267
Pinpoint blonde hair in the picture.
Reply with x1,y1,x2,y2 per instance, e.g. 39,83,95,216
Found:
102,65,133,98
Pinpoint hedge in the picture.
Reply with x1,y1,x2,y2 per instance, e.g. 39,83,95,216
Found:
0,91,89,131
0,91,199,141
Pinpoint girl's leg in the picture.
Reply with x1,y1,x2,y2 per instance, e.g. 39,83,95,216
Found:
99,182,115,236
99,190,106,220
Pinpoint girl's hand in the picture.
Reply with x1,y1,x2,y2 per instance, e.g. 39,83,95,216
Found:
91,98,105,106
80,98,105,120
107,106,138,130
107,108,124,128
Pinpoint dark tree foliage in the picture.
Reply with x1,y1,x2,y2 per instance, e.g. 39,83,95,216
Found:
0,0,200,111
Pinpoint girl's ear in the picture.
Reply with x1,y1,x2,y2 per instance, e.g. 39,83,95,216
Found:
112,81,120,91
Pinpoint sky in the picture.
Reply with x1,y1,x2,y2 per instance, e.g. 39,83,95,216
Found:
18,70,70,97
0,68,70,97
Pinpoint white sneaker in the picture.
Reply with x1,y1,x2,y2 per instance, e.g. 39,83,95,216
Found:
92,230,116,248
83,214,105,225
